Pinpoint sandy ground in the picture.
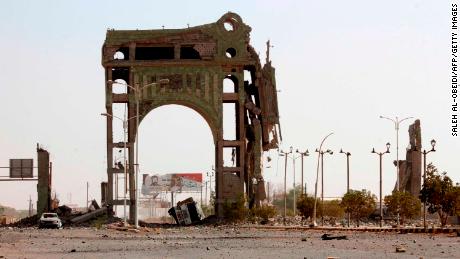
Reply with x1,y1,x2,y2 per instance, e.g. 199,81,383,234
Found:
0,226,459,259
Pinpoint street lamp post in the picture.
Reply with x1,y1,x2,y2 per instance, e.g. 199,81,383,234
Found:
316,148,333,226
312,132,333,227
291,154,303,215
339,149,351,227
101,112,134,226
379,115,413,226
296,149,310,196
414,139,436,229
279,146,293,225
372,142,391,228
108,79,169,228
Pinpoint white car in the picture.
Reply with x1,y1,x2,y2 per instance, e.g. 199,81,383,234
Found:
38,213,62,229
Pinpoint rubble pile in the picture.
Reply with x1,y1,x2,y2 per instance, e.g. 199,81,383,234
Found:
7,215,38,228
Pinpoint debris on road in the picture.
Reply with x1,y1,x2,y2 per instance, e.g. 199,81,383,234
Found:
70,208,106,224
395,246,406,253
321,234,348,240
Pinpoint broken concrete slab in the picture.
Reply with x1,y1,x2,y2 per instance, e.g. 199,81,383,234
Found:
70,208,106,224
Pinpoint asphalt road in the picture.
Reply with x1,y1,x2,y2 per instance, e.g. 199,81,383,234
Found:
1,226,459,259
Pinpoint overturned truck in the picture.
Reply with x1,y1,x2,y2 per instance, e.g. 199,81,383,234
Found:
102,12,281,218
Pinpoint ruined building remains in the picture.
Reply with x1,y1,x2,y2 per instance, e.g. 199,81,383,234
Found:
395,119,422,197
102,13,281,217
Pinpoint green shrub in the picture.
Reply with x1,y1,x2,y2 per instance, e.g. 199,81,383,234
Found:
250,204,277,221
296,195,317,219
223,194,248,222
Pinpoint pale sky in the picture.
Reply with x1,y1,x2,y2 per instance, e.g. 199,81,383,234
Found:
0,0,458,210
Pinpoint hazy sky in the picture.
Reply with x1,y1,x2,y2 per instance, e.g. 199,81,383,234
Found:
0,1,458,210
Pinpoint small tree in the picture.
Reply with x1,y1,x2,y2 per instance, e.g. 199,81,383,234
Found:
250,205,277,222
454,185,460,216
322,200,345,225
384,191,421,224
420,163,459,227
341,189,376,227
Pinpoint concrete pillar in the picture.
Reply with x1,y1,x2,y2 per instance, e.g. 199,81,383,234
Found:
36,147,50,216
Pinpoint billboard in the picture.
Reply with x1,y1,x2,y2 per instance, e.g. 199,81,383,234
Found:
142,173,202,195
9,159,33,178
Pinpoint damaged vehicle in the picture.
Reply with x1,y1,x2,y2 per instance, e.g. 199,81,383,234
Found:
168,197,205,226
38,213,62,229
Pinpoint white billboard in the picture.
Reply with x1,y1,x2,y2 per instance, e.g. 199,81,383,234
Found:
142,173,202,195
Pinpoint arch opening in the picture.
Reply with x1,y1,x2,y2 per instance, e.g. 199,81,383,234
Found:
133,104,215,221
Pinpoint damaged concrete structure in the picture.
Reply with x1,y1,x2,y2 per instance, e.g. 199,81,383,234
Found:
395,119,422,197
36,145,52,217
102,13,281,218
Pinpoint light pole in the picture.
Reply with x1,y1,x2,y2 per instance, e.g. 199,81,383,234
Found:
379,115,413,226
372,142,391,228
296,149,309,196
101,112,134,226
312,132,334,227
415,139,436,229
291,154,302,215
108,79,169,228
316,148,333,226
279,146,293,225
339,149,351,227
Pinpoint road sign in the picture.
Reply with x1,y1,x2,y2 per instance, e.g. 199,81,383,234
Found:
9,159,33,178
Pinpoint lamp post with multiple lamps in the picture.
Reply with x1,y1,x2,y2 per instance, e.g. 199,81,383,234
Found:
312,132,333,227
101,112,137,226
316,148,333,226
279,146,293,225
414,139,436,229
339,149,351,227
379,115,413,226
296,149,309,196
108,79,169,228
371,142,391,228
